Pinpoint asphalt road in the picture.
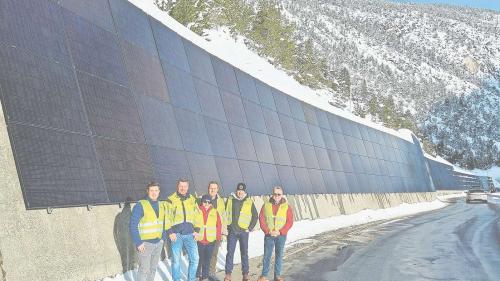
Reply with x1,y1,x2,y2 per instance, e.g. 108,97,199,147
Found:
286,198,500,281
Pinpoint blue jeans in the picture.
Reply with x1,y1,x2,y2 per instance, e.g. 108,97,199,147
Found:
261,235,286,279
170,233,199,281
197,242,215,279
225,231,249,274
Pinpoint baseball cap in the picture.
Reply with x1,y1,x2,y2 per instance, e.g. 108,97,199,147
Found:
201,194,212,203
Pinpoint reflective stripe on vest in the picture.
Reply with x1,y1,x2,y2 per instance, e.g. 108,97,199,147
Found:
138,200,165,240
167,193,198,226
264,202,288,231
226,197,253,229
199,208,218,242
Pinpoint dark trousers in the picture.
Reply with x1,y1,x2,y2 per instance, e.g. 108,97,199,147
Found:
197,242,216,279
225,231,249,274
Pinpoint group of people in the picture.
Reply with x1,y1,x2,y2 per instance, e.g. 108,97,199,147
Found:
130,179,294,281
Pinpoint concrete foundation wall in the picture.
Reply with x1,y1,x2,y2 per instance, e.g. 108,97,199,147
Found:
1,104,436,281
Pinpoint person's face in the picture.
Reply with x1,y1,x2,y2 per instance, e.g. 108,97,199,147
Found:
236,189,246,199
147,185,160,201
272,189,283,202
177,181,189,196
202,201,211,210
208,183,219,198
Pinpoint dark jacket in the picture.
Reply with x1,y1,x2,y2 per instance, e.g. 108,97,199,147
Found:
227,193,258,234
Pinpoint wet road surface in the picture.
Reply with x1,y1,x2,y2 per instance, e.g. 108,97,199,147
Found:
285,198,500,281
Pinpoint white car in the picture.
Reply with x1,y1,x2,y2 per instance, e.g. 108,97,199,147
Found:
465,189,487,203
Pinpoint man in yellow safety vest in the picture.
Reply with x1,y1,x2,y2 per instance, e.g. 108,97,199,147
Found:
129,182,166,281
257,186,294,281
224,183,258,281
166,178,200,281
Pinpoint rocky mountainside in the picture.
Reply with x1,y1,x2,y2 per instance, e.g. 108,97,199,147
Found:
154,0,500,169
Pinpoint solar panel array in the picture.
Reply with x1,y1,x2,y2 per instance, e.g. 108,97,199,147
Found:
0,0,434,209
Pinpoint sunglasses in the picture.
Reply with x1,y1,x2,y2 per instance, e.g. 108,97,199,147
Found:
273,193,283,196
202,201,211,204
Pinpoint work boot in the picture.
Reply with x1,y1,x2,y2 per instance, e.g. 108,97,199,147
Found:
257,276,268,281
242,273,250,281
275,277,285,281
223,273,231,281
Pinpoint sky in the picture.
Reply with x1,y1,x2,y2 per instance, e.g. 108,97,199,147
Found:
393,0,500,12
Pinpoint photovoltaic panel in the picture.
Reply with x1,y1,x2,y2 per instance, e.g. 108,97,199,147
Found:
321,170,339,194
327,113,343,133
214,157,243,196
243,100,267,134
221,90,249,128
327,149,344,172
0,0,71,65
149,146,192,198
121,41,170,102
363,141,375,158
332,132,348,152
273,90,292,116
350,154,364,173
358,125,371,141
334,171,349,193
8,124,108,208
95,137,154,202
350,123,362,139
0,46,89,134
229,125,257,161
315,109,330,130
150,18,190,72
162,63,201,113
235,69,259,103
186,152,220,195
60,0,115,32
301,144,320,169
259,163,281,191
183,40,217,85
293,167,313,194
238,160,266,195
276,165,298,194
251,131,275,164
321,129,337,151
285,140,306,168
339,118,353,137
211,56,240,94
339,152,354,173
204,117,236,158
195,78,227,122
262,108,284,139
302,103,318,125
269,136,292,166
255,81,276,110
278,114,299,142
308,124,325,148
308,168,327,194
135,94,183,149
288,97,306,122
345,172,359,193
360,156,373,174
175,108,212,155
63,10,128,86
108,0,156,54
315,147,332,170
344,135,359,155
294,120,313,145
77,71,145,143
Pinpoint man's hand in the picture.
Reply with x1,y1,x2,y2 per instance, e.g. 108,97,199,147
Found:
270,230,280,237
137,243,145,253
169,233,177,242
193,232,200,240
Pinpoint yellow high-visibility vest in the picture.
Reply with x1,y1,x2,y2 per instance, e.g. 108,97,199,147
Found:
138,199,165,240
226,197,253,230
263,202,289,231
166,192,198,227
214,196,227,227
196,207,218,242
